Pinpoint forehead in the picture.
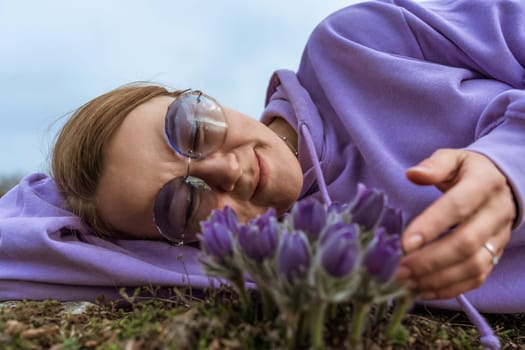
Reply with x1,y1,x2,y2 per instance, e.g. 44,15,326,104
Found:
105,95,177,176
95,95,184,238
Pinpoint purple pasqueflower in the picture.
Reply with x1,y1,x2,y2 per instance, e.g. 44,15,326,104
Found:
238,219,279,263
320,231,359,278
249,207,277,231
198,222,234,260
350,183,386,231
327,201,346,215
278,231,311,283
363,227,402,284
208,206,240,234
379,206,404,236
319,221,358,245
291,198,327,240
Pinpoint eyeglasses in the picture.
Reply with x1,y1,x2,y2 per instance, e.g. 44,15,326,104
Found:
153,90,228,244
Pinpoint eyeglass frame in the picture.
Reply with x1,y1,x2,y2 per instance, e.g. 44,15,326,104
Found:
152,89,228,244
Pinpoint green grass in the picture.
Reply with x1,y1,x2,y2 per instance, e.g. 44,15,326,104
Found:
0,287,523,349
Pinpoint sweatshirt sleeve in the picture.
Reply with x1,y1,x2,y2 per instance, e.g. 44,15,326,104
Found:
304,0,525,228
312,0,525,88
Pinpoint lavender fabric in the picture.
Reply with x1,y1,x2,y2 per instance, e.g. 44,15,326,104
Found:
0,174,208,301
261,0,525,313
1,0,524,314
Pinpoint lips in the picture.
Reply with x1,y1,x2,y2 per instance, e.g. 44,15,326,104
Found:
253,150,268,198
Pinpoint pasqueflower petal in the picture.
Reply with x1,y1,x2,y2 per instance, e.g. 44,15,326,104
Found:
238,220,279,263
291,199,327,240
199,222,234,260
208,206,240,235
320,232,359,278
351,183,386,231
278,231,311,282
364,228,402,283
379,206,404,236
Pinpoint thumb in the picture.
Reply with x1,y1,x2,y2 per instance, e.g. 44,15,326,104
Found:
406,149,464,190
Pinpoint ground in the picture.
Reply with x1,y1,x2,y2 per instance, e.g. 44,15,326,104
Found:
0,287,523,350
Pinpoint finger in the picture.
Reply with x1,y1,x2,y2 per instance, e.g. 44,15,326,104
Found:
406,149,464,190
402,177,489,254
403,150,511,254
414,225,509,292
416,256,487,293
400,191,513,278
419,273,490,300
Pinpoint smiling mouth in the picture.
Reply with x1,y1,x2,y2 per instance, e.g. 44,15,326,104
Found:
252,150,268,198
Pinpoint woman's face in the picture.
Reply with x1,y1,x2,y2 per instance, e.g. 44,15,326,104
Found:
95,94,303,241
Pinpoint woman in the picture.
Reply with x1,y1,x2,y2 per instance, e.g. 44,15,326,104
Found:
0,0,524,315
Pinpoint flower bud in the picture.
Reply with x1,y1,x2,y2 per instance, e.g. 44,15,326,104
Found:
351,183,386,231
364,228,402,284
320,231,359,278
198,222,234,260
249,207,277,231
327,201,346,215
208,206,240,234
278,231,311,282
291,198,327,240
238,220,279,263
319,222,358,245
379,206,404,235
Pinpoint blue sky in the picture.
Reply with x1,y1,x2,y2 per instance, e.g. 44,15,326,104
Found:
0,0,358,177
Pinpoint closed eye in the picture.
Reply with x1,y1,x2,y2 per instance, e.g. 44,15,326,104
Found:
190,120,207,156
183,177,213,236
189,120,198,154
184,176,209,232
184,182,196,224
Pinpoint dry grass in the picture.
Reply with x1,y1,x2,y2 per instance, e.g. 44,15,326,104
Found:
0,287,523,350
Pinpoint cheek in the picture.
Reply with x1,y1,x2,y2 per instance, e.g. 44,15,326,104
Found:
213,196,268,224
265,155,303,214
234,207,269,224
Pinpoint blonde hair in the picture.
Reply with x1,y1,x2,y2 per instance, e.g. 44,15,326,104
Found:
52,83,183,237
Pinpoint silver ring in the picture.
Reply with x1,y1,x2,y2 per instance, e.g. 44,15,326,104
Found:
483,242,500,266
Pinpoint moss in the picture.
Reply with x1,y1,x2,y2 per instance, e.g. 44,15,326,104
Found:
0,288,523,350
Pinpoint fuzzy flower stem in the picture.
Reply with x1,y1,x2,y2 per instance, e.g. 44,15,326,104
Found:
376,302,387,321
296,310,311,345
385,293,414,339
328,303,338,322
237,285,249,311
284,312,299,350
310,302,327,350
261,288,273,321
231,274,249,314
350,302,370,350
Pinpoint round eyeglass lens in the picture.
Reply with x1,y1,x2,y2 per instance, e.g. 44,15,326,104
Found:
165,91,227,159
153,176,216,243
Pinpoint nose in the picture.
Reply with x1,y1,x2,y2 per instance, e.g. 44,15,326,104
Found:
189,152,242,192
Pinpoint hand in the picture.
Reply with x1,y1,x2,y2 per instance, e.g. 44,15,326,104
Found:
396,149,516,300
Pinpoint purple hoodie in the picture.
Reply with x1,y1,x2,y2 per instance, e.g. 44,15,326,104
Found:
262,0,525,313
0,0,524,316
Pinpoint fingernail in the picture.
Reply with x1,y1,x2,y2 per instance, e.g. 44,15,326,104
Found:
421,291,437,300
404,234,423,252
409,160,435,172
395,267,412,280
409,165,431,172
